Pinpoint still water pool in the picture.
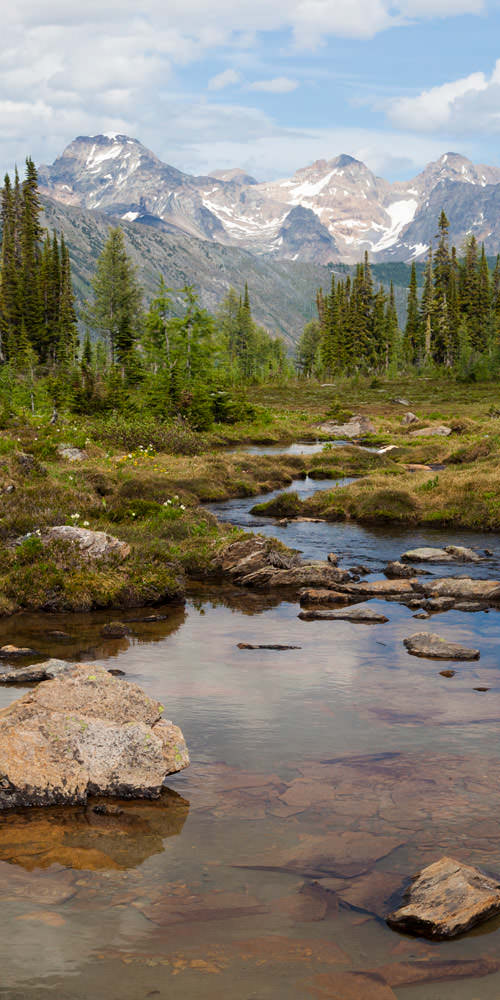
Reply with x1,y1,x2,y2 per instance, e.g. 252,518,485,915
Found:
1,479,500,999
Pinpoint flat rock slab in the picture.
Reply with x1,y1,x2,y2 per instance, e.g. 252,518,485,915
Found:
57,445,87,462
420,578,500,601
402,545,481,564
0,664,189,809
344,579,417,597
404,632,479,660
299,605,389,624
387,856,500,939
299,588,350,606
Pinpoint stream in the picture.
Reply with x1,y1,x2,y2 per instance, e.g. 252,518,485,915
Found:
2,458,500,999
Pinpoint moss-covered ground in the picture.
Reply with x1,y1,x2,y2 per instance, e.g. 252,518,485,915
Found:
2,374,500,614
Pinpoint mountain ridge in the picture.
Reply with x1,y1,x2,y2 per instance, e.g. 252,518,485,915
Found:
39,134,500,265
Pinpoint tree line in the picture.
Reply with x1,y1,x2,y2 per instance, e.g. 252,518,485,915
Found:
297,210,500,379
0,159,290,428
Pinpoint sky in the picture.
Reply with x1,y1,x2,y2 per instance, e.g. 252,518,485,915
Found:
2,0,500,182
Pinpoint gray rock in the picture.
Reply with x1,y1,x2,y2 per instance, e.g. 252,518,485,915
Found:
57,444,87,462
444,545,482,563
410,425,452,437
0,659,70,685
404,632,480,660
299,605,389,624
402,412,419,425
401,547,453,563
423,597,456,613
454,601,487,612
391,397,410,406
419,578,500,601
45,525,130,562
318,415,375,439
387,857,500,939
384,561,418,579
0,664,189,809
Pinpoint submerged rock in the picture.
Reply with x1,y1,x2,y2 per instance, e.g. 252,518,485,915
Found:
44,525,130,562
101,622,131,638
299,605,389,624
404,632,480,661
387,857,500,939
0,664,189,809
318,415,375,438
237,643,301,650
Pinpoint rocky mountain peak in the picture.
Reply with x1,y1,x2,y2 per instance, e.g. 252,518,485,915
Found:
38,134,500,264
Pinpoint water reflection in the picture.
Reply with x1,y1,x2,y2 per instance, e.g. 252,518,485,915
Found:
0,788,190,871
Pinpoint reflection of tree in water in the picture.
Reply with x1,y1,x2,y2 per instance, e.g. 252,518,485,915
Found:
190,585,285,616
0,787,189,871
0,604,188,666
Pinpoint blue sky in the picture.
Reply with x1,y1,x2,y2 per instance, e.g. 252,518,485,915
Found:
2,1,500,180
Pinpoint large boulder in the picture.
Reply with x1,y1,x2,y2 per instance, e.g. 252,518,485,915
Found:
387,857,500,939
0,664,189,809
404,632,480,661
318,415,375,438
45,525,130,561
221,538,350,591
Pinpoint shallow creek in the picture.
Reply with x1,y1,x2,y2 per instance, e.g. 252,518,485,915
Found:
2,469,500,998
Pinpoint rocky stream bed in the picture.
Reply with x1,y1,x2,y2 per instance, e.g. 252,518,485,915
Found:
2,465,500,997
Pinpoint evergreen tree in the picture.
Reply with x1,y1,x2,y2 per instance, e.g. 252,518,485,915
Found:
85,227,143,366
405,262,420,365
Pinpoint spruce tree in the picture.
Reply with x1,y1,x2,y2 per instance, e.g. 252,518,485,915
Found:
405,263,420,365
86,227,143,366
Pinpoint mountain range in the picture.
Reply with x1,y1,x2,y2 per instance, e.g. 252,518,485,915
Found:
39,134,500,265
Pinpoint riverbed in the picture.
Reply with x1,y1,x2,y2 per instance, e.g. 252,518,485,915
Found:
2,470,500,999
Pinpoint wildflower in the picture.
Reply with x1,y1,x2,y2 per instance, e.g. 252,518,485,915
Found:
163,500,172,506
70,513,80,520
131,512,136,517
83,520,90,527
180,504,186,511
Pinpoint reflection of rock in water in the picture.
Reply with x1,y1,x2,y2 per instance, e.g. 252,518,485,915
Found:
0,787,189,871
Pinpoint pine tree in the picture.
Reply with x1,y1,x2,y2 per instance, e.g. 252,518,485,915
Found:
20,156,43,354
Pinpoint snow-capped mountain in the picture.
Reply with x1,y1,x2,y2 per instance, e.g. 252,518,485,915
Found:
39,135,500,264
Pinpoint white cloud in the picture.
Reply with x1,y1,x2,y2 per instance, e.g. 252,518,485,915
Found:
0,0,487,177
249,77,298,93
208,68,241,90
389,62,500,134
